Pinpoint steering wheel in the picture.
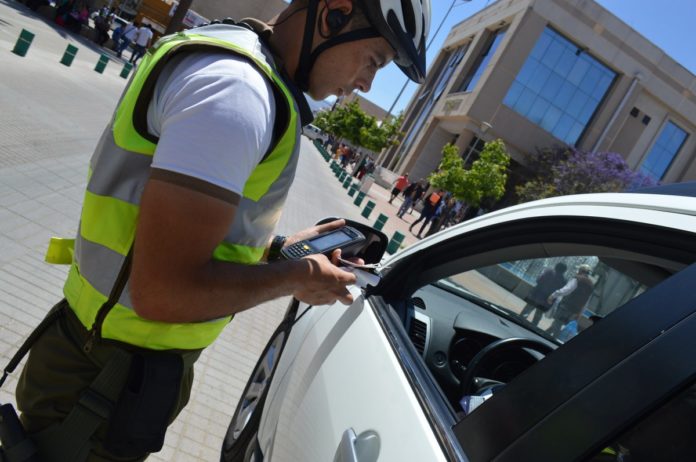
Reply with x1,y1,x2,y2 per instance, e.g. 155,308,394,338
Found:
460,337,554,396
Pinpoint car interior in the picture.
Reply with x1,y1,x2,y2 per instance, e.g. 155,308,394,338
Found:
373,216,696,417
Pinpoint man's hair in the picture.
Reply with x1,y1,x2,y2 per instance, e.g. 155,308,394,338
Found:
555,262,568,274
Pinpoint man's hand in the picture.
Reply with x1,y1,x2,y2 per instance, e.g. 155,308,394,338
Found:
291,249,358,306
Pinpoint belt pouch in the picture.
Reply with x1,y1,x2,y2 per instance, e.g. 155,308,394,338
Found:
103,351,184,457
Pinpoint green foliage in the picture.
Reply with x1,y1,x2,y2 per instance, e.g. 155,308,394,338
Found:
312,101,404,152
429,139,510,208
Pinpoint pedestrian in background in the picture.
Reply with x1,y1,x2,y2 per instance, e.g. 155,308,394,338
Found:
130,23,153,65
547,264,595,337
409,189,443,238
520,262,568,326
397,180,424,218
116,21,137,58
389,172,409,204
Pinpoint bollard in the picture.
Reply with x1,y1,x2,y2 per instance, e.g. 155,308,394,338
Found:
353,191,366,207
373,213,388,231
348,183,359,197
94,53,109,73
361,200,375,219
12,29,35,57
342,177,352,189
60,44,78,66
120,62,133,79
386,231,406,254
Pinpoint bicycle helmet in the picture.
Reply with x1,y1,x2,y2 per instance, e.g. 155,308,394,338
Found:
295,0,431,92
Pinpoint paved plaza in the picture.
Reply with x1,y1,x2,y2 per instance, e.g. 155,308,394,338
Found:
0,1,426,459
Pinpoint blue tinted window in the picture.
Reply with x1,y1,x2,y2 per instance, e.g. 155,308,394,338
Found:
460,28,506,92
503,81,524,107
502,27,615,145
641,121,688,179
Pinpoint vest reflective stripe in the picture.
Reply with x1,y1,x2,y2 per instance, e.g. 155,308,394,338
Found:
64,25,300,350
65,264,229,350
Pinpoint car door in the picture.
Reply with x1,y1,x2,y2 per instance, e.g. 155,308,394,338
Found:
369,200,696,462
257,285,447,462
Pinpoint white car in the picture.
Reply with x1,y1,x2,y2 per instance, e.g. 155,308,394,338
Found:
302,124,327,143
221,183,696,462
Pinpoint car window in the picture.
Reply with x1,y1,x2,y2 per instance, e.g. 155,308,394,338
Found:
586,381,696,462
407,254,663,415
440,256,648,342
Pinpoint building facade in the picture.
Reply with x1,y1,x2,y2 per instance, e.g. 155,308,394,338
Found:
380,0,696,189
339,92,389,121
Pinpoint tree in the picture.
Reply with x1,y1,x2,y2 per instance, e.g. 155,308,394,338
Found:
313,102,404,153
516,147,657,203
427,139,510,234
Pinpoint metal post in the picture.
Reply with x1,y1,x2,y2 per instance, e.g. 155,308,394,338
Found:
12,29,35,57
120,62,133,79
94,53,109,73
60,44,79,66
361,200,376,219
386,231,406,254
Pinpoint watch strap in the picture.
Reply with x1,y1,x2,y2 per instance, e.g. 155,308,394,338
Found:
268,235,287,262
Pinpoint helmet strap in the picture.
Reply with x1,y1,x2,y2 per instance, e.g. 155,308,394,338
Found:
295,0,320,92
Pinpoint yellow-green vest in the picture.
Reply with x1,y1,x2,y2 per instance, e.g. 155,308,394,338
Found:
61,25,301,350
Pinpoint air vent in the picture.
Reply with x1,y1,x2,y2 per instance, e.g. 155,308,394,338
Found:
409,318,428,355
412,297,426,310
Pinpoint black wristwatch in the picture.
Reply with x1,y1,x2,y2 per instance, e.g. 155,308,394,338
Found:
267,235,287,262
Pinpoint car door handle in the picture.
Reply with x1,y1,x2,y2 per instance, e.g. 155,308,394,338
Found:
333,428,380,462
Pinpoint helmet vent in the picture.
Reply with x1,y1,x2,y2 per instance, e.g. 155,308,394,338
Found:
400,0,416,37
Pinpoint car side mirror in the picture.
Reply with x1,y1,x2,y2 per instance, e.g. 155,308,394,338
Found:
314,217,388,265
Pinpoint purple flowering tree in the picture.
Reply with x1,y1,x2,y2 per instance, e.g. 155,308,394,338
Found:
516,147,657,202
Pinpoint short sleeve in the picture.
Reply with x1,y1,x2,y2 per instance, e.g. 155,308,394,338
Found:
147,52,276,198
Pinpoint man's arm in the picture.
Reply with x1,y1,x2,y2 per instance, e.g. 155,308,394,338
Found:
548,278,578,303
129,179,357,323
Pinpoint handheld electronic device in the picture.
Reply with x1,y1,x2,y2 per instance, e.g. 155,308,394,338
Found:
281,226,366,260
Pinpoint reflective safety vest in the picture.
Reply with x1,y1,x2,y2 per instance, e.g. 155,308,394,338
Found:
60,25,301,350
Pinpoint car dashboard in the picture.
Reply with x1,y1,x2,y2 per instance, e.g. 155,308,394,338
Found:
405,283,557,407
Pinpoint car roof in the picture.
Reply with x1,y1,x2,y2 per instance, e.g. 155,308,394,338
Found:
385,182,696,264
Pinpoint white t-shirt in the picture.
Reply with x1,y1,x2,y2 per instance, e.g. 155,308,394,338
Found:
147,52,276,199
123,24,138,41
135,27,153,47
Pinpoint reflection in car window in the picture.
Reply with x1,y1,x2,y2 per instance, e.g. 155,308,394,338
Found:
405,254,665,417
587,382,696,461
443,256,648,342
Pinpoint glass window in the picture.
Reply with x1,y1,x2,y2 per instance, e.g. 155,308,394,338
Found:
503,27,616,145
640,121,688,180
398,45,469,159
459,28,507,93
404,253,656,412
587,381,696,462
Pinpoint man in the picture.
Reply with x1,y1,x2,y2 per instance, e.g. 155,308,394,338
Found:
116,21,137,59
547,264,595,337
129,23,153,65
520,262,567,326
397,179,425,218
388,172,409,204
7,0,431,460
409,189,443,238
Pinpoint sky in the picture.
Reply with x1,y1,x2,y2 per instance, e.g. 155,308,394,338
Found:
355,0,696,116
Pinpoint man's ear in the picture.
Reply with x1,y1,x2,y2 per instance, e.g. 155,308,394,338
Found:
319,0,354,37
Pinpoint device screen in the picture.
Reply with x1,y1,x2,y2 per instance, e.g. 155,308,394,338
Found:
310,229,354,251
